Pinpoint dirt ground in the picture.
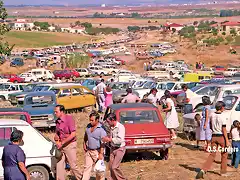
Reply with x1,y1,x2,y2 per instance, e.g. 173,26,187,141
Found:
48,112,240,180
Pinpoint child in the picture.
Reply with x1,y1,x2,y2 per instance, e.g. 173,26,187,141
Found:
194,114,201,149
230,120,240,169
200,96,212,152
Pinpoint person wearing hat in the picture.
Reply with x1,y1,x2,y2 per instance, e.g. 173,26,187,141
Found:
121,88,141,103
147,88,159,107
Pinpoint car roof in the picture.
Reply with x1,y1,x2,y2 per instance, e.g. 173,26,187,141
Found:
109,103,156,110
0,119,29,126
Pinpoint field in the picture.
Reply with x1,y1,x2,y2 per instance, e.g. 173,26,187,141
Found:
4,31,94,48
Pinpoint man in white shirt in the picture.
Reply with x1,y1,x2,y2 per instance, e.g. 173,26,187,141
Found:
102,113,126,180
196,101,230,179
95,79,106,113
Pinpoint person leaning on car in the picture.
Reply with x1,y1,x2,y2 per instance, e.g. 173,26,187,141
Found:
54,104,82,180
121,88,141,103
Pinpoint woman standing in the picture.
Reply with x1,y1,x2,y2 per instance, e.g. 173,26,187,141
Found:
2,130,30,180
199,96,212,151
105,86,113,108
162,90,179,140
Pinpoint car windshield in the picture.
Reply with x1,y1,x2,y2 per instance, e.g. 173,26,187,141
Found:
142,82,155,89
191,86,204,92
112,83,128,90
223,89,240,98
166,83,175,90
0,114,27,121
23,84,36,92
119,110,159,124
32,85,50,91
25,95,54,105
222,96,238,110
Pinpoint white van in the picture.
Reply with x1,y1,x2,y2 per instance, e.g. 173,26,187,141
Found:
0,120,55,179
28,68,54,81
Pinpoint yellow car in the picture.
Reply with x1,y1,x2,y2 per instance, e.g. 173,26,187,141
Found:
184,73,212,82
52,85,96,110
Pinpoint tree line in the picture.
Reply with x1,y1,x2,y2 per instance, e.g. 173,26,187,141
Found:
220,10,240,17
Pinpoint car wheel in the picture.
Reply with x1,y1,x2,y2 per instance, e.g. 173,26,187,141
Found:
14,80,18,83
28,166,49,180
0,96,6,102
62,77,65,81
112,71,116,74
30,79,34,83
100,72,104,76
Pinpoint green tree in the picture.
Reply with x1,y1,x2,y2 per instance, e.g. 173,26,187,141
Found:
33,21,50,30
131,12,140,18
0,1,14,56
230,29,237,36
74,21,81,26
80,22,92,29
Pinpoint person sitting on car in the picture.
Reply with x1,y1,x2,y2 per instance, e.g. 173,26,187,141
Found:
121,88,141,103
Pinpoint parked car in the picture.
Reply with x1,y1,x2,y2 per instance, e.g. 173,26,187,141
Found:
19,73,38,82
53,70,73,80
51,85,96,111
10,57,24,67
88,66,108,76
0,56,6,64
28,68,54,81
0,83,27,101
0,75,9,83
16,91,56,128
82,79,98,90
0,109,32,125
183,95,240,139
103,103,172,155
2,74,24,83
75,68,90,77
113,89,139,104
0,120,55,179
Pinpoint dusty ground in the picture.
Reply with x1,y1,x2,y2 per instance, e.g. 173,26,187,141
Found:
44,112,240,180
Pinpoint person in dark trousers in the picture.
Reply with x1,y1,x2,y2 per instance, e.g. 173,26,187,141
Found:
2,130,30,180
196,101,231,179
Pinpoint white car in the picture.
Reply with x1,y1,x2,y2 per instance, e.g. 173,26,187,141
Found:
88,66,108,76
183,95,240,135
0,76,9,83
28,68,54,81
102,65,119,74
19,73,38,82
75,68,90,77
0,83,26,101
0,120,55,179
223,68,239,77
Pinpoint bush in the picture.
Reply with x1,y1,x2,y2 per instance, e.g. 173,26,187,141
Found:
86,27,120,35
226,35,234,43
66,53,90,68
127,26,140,32
222,32,226,36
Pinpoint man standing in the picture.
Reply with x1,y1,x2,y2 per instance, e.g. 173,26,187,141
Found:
196,101,230,179
95,79,106,113
102,113,126,180
54,105,82,180
82,111,107,180
121,88,141,103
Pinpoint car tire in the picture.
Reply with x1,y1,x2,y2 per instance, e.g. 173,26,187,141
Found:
27,166,49,180
0,96,6,102
14,80,18,83
100,72,104,76
30,79,34,83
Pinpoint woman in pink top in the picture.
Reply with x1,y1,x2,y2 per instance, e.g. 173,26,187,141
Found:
105,86,113,108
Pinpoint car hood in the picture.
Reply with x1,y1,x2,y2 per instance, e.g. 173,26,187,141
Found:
125,123,169,137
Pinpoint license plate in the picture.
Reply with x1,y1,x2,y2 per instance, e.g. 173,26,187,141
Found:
134,139,154,145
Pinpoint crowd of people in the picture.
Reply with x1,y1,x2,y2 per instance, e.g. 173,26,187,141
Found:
2,77,240,180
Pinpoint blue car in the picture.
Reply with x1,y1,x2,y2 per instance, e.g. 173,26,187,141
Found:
10,57,24,67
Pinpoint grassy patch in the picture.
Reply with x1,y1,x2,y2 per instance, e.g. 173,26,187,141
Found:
235,36,240,46
4,31,93,48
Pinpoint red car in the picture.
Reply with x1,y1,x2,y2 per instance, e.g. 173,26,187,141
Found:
104,103,172,157
2,74,24,83
0,110,32,125
115,57,126,65
53,69,80,80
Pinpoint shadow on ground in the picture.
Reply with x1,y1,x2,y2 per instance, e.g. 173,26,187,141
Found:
123,151,163,162
179,164,220,176
175,142,204,151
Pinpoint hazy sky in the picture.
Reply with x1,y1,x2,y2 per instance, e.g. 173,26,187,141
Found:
3,0,180,5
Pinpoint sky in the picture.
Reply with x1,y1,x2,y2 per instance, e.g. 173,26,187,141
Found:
3,0,195,6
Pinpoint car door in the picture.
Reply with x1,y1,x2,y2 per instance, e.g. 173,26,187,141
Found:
71,87,86,108
57,88,72,110
81,86,96,107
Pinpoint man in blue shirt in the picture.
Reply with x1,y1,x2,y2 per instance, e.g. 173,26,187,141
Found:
82,111,107,180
